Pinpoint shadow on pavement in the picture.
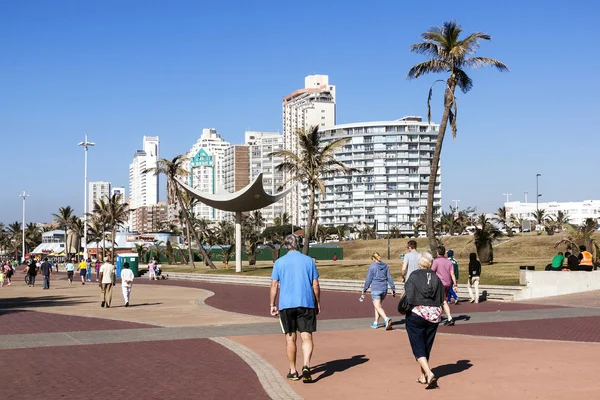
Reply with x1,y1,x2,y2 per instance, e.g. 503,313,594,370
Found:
117,302,162,308
311,354,369,383
432,359,473,379
0,296,92,314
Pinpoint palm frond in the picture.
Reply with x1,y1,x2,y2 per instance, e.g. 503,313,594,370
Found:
406,60,449,80
454,68,473,93
464,56,509,72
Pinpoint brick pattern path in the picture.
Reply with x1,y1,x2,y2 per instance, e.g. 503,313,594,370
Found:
136,279,562,319
439,315,600,342
0,310,154,335
1,338,269,400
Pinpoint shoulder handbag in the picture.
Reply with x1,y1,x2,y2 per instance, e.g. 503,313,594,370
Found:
397,292,411,315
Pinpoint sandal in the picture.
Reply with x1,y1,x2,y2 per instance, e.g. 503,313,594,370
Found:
425,374,437,389
416,377,427,384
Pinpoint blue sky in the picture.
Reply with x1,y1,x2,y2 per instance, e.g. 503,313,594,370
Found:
1,0,599,223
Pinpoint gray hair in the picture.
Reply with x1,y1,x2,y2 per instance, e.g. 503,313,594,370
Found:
283,234,300,250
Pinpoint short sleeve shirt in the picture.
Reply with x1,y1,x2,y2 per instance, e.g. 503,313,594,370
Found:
65,263,75,271
99,263,115,284
404,251,420,281
78,261,87,270
432,256,454,287
271,251,319,310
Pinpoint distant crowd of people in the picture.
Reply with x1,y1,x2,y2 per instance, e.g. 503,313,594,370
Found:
547,245,596,272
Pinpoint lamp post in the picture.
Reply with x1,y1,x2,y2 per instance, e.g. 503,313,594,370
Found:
78,134,95,260
503,193,512,203
536,174,542,210
524,192,528,203
386,196,391,260
20,191,29,262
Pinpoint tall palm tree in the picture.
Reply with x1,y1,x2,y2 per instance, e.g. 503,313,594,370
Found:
52,206,74,257
87,216,104,260
406,21,508,252
91,199,110,259
473,214,504,263
24,223,42,253
104,194,129,261
495,206,513,237
249,210,265,233
271,126,358,255
146,156,215,268
7,221,22,258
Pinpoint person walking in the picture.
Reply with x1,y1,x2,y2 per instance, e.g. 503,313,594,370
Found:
269,235,320,383
95,259,101,281
431,245,456,326
403,251,444,389
148,259,157,280
0,267,5,287
4,262,13,286
65,257,75,285
27,260,38,287
402,240,420,282
446,250,459,305
85,258,92,282
120,262,134,307
362,252,396,330
40,257,52,290
78,258,87,285
98,257,116,308
467,253,482,303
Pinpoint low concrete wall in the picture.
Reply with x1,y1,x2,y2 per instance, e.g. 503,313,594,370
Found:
515,270,600,300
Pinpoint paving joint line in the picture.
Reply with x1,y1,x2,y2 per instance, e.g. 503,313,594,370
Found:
211,337,303,400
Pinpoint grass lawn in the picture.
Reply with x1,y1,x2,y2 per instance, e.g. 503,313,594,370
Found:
159,232,588,286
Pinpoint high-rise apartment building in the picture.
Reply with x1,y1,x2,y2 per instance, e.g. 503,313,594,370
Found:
309,117,441,235
223,145,250,193
111,186,126,203
131,202,169,233
185,129,230,221
245,131,285,226
89,181,111,211
283,74,336,226
129,136,159,231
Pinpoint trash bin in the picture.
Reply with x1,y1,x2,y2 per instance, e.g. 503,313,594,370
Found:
519,265,535,285
116,253,140,278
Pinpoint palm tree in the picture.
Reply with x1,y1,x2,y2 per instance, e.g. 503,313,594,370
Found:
249,210,265,233
6,221,22,258
406,21,508,252
495,206,513,237
69,216,84,258
53,206,74,257
473,214,504,263
220,245,236,269
532,209,546,226
146,156,215,268
24,223,42,253
555,211,570,230
273,212,290,227
271,126,358,255
104,193,129,261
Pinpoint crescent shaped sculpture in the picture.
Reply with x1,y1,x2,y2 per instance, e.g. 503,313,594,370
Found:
175,173,295,212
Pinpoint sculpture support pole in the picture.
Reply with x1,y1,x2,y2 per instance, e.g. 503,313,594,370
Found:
235,211,242,273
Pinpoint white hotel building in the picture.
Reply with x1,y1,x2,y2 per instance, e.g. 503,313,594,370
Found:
89,181,111,211
303,117,441,235
505,200,600,226
129,136,159,231
283,74,336,226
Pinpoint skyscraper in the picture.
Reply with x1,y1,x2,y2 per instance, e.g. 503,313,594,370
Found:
111,186,126,203
245,131,285,226
282,74,336,226
89,181,111,211
129,136,159,230
185,129,230,221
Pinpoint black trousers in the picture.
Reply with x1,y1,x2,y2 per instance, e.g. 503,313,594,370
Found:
405,311,438,360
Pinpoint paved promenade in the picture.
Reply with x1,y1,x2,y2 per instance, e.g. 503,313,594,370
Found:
2,273,600,399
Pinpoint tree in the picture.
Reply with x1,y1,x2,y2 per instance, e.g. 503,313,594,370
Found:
271,126,357,255
406,21,508,253
104,194,129,261
135,243,148,264
68,216,84,258
53,206,74,257
473,214,504,263
495,206,513,237
273,212,290,227
6,221,22,258
146,155,216,268
249,210,265,233
24,223,42,253
220,245,236,269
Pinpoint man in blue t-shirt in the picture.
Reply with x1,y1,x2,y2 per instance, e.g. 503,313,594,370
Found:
270,235,320,383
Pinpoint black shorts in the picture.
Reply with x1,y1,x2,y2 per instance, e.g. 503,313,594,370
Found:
67,271,74,280
279,307,317,334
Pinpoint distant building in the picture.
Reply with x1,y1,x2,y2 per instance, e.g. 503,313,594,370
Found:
505,200,600,226
312,117,441,235
129,136,159,230
111,186,126,203
223,145,250,193
131,202,169,234
89,181,111,211
245,131,285,226
184,129,230,221
283,74,336,226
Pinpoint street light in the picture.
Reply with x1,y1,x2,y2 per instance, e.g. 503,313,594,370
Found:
78,134,95,260
503,193,512,203
536,174,542,211
524,192,528,203
19,191,29,262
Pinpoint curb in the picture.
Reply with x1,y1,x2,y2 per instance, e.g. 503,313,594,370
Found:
211,337,303,400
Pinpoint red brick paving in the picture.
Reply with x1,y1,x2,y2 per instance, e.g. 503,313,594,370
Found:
439,315,600,342
136,279,563,319
0,310,154,335
1,338,269,400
